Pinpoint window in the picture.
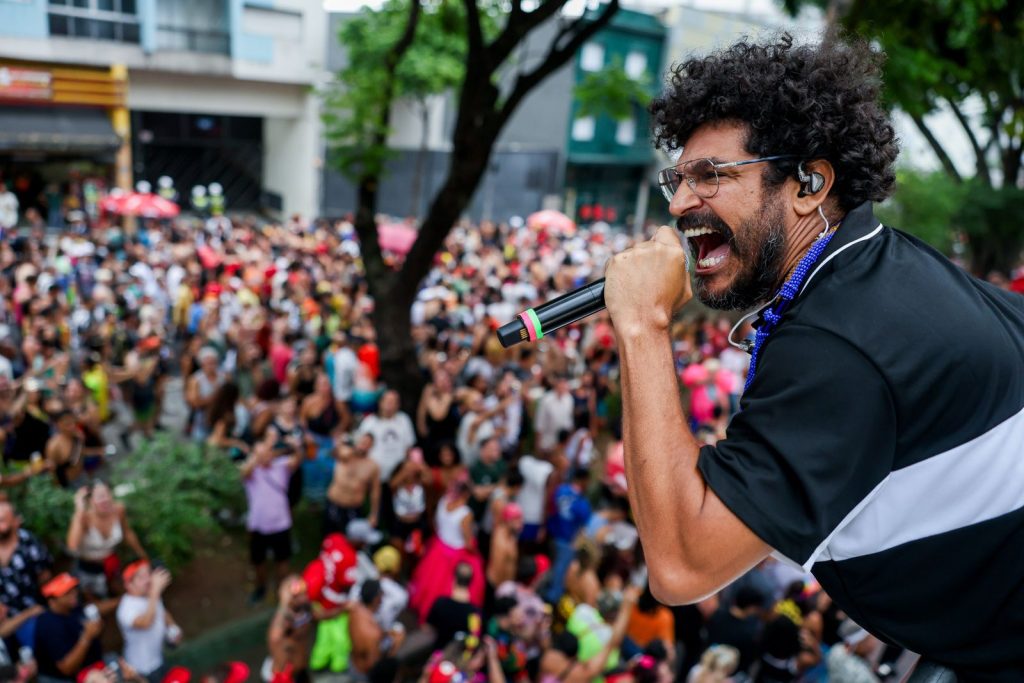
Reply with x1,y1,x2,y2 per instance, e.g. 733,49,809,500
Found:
48,0,140,43
581,43,604,72
615,117,636,146
572,116,595,142
155,0,230,55
625,51,647,80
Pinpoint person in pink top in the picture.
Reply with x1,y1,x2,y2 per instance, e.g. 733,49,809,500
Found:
268,331,294,385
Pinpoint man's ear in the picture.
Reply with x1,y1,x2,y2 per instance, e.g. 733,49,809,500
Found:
792,159,835,217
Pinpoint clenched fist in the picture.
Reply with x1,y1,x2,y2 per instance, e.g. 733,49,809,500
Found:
604,226,692,335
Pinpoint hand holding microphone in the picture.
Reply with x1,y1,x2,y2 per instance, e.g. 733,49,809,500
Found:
604,226,692,334
497,227,690,347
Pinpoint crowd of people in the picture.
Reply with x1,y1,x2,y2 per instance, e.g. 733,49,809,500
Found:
1,201,1017,683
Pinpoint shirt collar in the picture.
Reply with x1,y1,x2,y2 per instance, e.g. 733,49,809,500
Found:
817,201,879,263
796,201,883,298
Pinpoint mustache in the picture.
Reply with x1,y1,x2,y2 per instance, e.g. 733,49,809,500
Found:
676,212,734,241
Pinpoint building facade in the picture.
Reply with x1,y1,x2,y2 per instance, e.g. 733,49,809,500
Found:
0,0,325,222
564,8,666,232
320,10,572,223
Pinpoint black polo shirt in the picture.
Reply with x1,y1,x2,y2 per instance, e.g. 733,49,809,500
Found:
698,202,1024,681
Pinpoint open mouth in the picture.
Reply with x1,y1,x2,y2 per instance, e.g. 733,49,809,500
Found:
682,226,731,272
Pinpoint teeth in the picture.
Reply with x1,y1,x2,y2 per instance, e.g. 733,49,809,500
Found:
698,255,725,268
682,227,718,238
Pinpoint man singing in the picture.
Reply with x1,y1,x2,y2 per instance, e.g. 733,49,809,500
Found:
603,35,1024,680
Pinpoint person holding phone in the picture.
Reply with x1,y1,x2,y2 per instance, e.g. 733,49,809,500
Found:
67,482,148,600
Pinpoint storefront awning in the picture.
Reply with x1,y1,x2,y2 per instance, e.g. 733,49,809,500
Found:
0,106,120,153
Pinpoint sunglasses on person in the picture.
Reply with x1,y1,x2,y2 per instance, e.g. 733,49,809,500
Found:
657,155,796,202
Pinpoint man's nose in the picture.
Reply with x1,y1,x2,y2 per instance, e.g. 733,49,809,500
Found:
670,182,704,217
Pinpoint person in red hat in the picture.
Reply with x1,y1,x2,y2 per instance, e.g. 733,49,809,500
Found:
34,573,103,682
304,534,357,675
116,561,180,681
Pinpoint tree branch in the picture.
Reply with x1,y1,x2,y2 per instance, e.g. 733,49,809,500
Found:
945,97,992,186
386,0,422,72
498,0,620,127
1003,140,1022,188
909,112,963,184
488,0,567,68
982,94,1007,161
463,0,484,60
356,0,422,294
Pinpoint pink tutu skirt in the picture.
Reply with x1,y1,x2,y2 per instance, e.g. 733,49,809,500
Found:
408,537,485,623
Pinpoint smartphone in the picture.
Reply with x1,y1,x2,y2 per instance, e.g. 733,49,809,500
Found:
103,654,125,683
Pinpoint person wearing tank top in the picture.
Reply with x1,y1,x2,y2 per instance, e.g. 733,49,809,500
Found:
389,455,427,558
186,348,224,442
407,480,485,623
67,482,147,598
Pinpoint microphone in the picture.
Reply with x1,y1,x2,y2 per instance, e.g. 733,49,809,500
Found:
497,279,605,348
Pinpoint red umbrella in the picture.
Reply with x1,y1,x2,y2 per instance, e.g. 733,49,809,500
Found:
100,190,180,219
377,223,418,255
527,209,576,235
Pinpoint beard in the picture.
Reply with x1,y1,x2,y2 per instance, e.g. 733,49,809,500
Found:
0,528,14,543
691,192,788,311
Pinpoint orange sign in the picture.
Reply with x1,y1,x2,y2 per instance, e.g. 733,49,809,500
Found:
0,65,53,101
0,62,126,108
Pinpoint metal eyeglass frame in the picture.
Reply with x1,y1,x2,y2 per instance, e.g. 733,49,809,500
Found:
658,154,797,203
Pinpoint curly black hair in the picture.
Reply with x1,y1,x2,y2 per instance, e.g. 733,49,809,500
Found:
650,34,899,213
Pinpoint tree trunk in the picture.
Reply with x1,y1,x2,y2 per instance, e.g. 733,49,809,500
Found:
910,113,963,184
374,285,424,417
368,0,621,410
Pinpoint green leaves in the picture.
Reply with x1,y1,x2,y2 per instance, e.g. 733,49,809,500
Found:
574,58,652,122
7,476,74,552
109,435,245,571
322,0,494,180
876,169,965,253
6,435,245,572
783,0,1024,272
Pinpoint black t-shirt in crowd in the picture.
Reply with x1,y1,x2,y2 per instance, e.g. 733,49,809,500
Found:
706,608,761,674
426,596,481,651
34,609,102,680
10,410,50,462
697,203,1024,681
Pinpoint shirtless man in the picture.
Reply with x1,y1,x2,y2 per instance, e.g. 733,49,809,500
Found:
324,438,380,537
348,580,404,680
487,502,523,588
267,576,315,683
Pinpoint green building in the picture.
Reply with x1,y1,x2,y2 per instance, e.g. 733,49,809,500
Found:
564,8,666,231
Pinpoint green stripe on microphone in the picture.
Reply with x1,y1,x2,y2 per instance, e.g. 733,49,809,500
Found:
526,308,543,340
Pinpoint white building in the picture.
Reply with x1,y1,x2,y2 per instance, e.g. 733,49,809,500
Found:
0,0,326,221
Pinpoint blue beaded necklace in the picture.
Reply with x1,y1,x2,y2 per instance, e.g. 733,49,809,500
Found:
744,224,839,390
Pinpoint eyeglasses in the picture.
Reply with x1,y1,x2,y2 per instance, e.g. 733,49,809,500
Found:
657,155,796,203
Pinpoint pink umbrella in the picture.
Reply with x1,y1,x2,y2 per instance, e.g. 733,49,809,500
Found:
527,209,576,235
100,190,180,219
377,223,418,255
